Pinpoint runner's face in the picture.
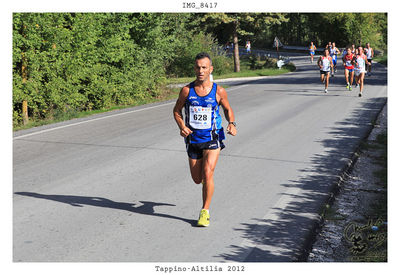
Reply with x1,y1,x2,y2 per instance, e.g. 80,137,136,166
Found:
194,58,213,82
347,49,351,55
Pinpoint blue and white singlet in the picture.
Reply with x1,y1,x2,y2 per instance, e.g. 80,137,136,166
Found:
185,82,225,144
330,47,338,62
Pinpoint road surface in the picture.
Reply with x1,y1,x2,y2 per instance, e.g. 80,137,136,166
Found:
13,56,387,262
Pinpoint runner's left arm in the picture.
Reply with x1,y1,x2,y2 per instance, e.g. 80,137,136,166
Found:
217,86,237,136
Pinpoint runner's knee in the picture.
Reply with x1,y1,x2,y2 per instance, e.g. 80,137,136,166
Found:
191,175,203,184
203,166,215,181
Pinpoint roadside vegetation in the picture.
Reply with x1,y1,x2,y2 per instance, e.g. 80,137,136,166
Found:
374,52,387,66
14,55,294,131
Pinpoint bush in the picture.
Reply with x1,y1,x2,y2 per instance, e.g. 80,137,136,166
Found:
248,54,263,70
166,32,233,77
12,13,179,127
263,57,278,68
210,54,234,75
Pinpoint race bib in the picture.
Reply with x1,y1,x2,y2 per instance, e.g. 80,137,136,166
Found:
189,106,212,129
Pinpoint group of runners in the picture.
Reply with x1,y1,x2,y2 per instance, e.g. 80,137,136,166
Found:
310,41,374,97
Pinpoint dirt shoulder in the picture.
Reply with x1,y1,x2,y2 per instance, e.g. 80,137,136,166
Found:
307,102,387,262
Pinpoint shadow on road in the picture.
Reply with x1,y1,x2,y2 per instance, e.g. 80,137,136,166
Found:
216,96,387,262
14,192,198,227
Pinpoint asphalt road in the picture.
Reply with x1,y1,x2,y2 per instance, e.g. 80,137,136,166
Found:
13,56,387,262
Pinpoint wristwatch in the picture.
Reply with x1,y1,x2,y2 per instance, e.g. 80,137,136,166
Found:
229,122,237,127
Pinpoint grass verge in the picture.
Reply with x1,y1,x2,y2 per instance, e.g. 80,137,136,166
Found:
374,52,387,66
13,85,231,132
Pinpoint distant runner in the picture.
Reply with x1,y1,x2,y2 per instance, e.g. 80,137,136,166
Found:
364,43,374,76
246,40,251,54
309,41,317,63
326,41,332,50
329,42,341,76
354,47,360,88
318,48,334,93
173,52,237,227
354,46,371,97
342,47,355,91
351,44,356,55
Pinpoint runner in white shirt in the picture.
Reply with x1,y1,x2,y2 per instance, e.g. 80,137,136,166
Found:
318,48,334,93
354,46,371,97
364,43,374,76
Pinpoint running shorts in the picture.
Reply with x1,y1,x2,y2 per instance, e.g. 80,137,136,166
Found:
345,68,354,73
320,70,330,75
367,59,372,63
355,69,365,77
331,56,337,66
310,51,315,55
186,140,225,159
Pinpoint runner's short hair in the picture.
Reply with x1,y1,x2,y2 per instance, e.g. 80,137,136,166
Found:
195,52,212,65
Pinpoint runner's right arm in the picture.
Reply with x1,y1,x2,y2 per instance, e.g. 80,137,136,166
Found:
317,56,322,69
173,86,193,138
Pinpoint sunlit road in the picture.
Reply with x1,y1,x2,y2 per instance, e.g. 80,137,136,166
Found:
13,56,387,262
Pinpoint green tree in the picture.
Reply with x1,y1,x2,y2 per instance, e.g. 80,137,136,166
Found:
267,13,387,50
200,13,288,72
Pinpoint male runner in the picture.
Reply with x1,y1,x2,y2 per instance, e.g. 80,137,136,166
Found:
342,47,355,91
364,43,374,76
309,41,317,63
318,48,334,93
354,46,370,97
173,52,237,227
351,44,356,55
329,42,341,76
246,40,251,54
326,41,332,50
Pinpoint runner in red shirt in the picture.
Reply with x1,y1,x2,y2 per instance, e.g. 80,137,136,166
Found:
342,47,355,91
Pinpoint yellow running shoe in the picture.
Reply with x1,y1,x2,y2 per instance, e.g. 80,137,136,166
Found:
197,209,210,227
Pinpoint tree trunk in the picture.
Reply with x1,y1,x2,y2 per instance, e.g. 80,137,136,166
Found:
21,52,29,125
22,100,29,125
233,21,240,72
21,52,27,84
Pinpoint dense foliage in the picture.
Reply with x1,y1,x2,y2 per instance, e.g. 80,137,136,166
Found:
251,13,387,50
12,13,232,125
13,13,387,126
